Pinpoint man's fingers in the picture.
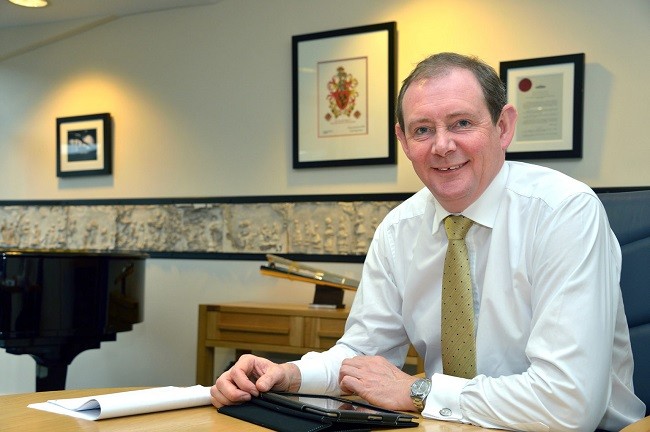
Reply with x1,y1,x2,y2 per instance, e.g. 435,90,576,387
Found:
230,367,261,396
210,379,251,408
338,375,357,396
210,355,296,408
210,365,258,408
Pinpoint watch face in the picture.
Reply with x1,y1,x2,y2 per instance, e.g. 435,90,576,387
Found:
413,380,428,393
411,378,431,397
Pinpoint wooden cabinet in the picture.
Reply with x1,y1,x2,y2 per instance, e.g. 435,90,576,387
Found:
196,302,422,386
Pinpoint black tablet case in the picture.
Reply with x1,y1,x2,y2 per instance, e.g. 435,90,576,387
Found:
218,396,418,432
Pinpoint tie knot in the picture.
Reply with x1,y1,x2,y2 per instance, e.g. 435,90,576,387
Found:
444,215,473,240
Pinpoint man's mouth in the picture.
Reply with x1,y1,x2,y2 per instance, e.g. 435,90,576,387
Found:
435,162,467,171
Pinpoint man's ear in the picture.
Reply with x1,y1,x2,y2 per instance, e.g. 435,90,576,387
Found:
395,123,411,158
497,104,518,151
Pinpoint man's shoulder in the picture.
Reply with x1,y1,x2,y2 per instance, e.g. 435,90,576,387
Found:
505,161,596,208
383,187,431,225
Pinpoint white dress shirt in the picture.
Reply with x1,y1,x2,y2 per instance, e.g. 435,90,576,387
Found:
294,161,645,431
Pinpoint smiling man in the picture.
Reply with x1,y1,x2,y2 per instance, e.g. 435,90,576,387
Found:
211,53,645,431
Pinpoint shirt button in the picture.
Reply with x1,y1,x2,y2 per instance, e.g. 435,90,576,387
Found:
439,408,452,417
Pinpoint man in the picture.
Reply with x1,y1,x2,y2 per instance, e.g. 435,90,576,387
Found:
211,53,645,431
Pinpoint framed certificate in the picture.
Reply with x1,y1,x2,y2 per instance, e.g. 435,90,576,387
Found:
500,53,584,159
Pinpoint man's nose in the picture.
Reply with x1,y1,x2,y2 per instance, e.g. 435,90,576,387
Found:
431,131,456,156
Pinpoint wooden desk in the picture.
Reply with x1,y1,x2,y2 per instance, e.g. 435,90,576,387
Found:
196,302,423,386
0,387,493,431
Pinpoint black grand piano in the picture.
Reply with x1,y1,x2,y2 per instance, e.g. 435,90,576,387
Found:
0,250,147,391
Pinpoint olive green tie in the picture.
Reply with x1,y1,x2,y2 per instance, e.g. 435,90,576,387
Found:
441,215,476,378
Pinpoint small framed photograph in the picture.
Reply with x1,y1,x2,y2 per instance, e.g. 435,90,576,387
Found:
56,113,112,177
292,22,397,169
500,53,584,159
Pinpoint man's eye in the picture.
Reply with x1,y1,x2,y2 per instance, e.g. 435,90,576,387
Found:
413,126,430,135
456,120,471,128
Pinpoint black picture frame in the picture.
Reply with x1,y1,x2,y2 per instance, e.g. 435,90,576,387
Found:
56,113,112,177
292,22,397,169
500,53,584,160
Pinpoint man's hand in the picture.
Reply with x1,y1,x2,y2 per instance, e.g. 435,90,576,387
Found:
338,356,418,411
210,354,301,408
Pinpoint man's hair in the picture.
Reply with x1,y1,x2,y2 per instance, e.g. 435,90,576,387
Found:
395,52,507,131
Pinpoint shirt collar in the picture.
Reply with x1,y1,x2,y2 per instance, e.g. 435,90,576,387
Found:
431,162,509,234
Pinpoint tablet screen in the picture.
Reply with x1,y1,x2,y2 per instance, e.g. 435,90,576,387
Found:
281,394,387,414
257,392,418,426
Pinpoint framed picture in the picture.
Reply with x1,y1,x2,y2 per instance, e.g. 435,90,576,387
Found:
56,113,112,177
500,53,584,159
292,22,397,169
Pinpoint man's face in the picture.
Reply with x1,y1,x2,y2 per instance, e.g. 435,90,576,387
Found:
396,68,516,213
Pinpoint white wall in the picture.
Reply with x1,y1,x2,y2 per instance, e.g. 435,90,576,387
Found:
1,0,649,394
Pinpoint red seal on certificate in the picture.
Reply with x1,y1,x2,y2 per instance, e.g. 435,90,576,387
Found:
518,78,532,92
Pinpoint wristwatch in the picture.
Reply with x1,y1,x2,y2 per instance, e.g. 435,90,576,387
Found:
409,377,432,411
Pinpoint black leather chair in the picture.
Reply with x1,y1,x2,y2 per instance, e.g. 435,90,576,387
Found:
598,190,650,415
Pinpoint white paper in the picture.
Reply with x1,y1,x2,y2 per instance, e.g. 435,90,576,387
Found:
27,385,212,421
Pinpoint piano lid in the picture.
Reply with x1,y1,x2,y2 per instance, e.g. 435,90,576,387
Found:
0,249,149,391
1,249,149,259
0,249,148,339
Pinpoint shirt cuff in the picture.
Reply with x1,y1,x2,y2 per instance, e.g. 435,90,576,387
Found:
291,352,341,395
422,373,469,423
291,356,334,394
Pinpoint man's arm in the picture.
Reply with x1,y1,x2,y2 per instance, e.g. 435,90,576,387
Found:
293,212,416,396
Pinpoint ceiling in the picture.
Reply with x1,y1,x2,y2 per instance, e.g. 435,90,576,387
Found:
0,0,222,29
